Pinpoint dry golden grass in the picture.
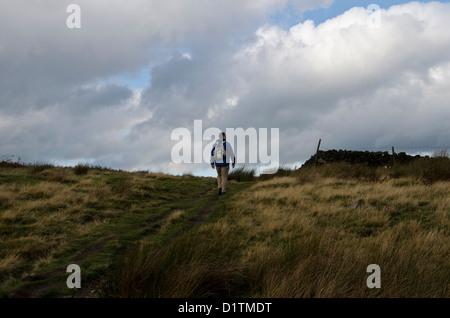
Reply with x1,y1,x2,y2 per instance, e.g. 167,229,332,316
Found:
222,176,450,297
159,210,185,234
0,167,158,291
3,163,448,298
111,174,448,297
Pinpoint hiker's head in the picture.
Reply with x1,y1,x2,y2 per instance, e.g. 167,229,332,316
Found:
220,132,226,140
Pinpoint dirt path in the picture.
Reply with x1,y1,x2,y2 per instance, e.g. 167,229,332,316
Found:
6,189,221,298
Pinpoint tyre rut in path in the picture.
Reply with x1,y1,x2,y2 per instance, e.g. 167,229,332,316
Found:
6,236,117,298
6,189,221,298
164,192,220,246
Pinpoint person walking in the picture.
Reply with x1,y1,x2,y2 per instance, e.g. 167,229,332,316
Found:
211,132,235,195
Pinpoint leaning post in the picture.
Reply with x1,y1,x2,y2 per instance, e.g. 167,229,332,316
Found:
314,139,322,170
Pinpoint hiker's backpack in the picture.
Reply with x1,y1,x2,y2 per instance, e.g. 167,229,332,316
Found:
214,139,225,163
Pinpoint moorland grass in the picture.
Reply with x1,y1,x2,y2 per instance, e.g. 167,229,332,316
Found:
102,164,449,298
1,160,448,298
0,166,216,296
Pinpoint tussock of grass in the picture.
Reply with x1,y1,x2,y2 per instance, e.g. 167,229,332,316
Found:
159,210,185,234
228,166,256,182
259,165,295,181
29,161,54,174
108,174,134,198
73,164,90,176
0,252,23,280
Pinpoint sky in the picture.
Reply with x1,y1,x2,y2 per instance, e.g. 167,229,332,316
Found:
1,0,450,177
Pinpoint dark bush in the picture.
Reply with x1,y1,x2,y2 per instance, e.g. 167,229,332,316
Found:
73,164,90,175
29,161,54,174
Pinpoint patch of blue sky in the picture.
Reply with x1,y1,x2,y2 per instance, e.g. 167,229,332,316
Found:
114,66,152,89
271,0,450,29
110,49,193,89
122,130,131,138
52,158,97,167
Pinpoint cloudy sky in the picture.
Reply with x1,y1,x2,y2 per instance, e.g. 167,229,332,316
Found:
1,0,449,176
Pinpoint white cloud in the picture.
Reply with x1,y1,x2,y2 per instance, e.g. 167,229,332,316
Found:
207,96,239,119
224,2,450,156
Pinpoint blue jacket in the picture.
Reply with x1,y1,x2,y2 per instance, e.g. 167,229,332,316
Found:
211,139,236,167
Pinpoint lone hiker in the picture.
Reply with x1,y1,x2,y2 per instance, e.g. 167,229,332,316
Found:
211,132,235,195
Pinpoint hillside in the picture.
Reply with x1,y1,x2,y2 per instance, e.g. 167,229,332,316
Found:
0,163,247,297
0,160,449,297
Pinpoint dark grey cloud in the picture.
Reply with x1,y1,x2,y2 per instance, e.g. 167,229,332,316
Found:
66,84,133,115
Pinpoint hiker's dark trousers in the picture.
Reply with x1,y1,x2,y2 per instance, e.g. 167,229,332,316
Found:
216,165,229,193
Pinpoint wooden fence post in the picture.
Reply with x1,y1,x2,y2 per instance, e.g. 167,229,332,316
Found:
314,139,322,170
392,146,395,167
